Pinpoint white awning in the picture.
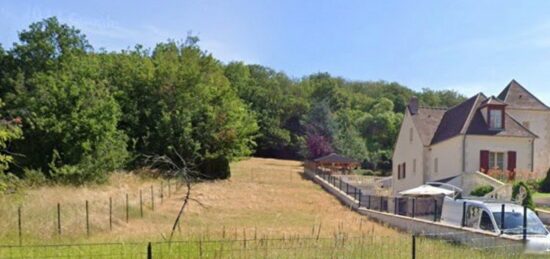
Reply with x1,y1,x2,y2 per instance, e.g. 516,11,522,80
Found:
399,185,455,197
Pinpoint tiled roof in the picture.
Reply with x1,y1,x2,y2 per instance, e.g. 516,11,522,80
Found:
409,88,537,146
497,80,549,110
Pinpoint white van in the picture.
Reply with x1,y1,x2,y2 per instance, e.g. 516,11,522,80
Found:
440,197,550,254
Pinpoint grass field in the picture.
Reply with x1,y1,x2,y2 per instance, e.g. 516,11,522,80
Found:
0,158,537,258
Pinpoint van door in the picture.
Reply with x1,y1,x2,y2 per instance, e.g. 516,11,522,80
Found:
479,210,497,233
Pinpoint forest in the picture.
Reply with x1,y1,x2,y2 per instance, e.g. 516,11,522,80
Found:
0,17,466,187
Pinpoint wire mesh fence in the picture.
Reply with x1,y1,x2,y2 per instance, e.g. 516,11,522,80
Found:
0,234,536,258
0,180,182,246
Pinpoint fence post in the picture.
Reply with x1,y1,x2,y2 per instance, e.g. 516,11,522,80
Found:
147,242,152,259
380,196,383,212
86,200,90,236
394,197,398,215
18,206,22,246
160,182,164,204
412,235,416,259
461,201,466,227
126,193,129,223
412,198,416,218
109,197,113,231
368,195,371,210
523,206,527,242
358,191,362,208
433,199,437,222
500,204,505,234
151,185,154,211
140,189,144,218
57,203,61,235
168,179,171,198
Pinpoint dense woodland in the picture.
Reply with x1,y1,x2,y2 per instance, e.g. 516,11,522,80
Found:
0,17,466,186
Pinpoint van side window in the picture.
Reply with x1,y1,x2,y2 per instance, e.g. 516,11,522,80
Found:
479,211,494,232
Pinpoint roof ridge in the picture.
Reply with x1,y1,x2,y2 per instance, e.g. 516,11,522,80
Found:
459,94,486,134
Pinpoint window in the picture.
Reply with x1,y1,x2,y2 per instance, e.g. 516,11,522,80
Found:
409,128,413,142
522,121,530,130
480,211,495,232
413,159,417,174
397,164,401,180
434,158,438,173
489,109,503,129
488,152,505,170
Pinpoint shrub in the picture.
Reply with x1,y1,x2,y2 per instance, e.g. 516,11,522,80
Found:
539,168,550,193
0,173,22,194
512,181,535,211
199,156,231,180
470,185,494,197
23,168,47,187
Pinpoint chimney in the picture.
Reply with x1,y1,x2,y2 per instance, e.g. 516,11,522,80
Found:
408,96,419,115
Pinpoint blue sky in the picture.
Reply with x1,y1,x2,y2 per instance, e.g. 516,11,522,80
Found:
2,1,550,103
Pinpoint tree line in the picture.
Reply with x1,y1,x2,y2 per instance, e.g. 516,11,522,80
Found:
0,17,466,186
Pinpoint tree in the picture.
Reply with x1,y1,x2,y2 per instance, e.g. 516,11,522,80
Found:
0,100,22,174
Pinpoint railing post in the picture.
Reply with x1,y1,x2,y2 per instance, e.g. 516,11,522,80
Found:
358,190,362,208
368,195,371,210
412,198,416,218
461,201,467,227
500,204,505,234
394,197,398,215
433,199,437,222
380,196,383,212
523,206,527,242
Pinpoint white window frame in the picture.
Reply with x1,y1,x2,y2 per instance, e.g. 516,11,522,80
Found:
489,109,503,129
488,151,505,170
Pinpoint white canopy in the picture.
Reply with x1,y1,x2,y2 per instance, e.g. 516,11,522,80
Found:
399,185,455,197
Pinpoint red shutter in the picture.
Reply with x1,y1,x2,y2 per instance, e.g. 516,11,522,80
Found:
480,150,490,173
507,151,517,172
403,163,406,179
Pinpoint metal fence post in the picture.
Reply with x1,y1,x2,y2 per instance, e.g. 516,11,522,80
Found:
126,193,129,223
18,206,22,245
412,198,416,218
151,185,154,211
57,203,61,235
433,199,437,222
368,195,371,210
160,182,164,204
394,197,398,215
412,235,416,259
140,189,143,218
501,204,505,234
109,197,113,231
461,201,466,227
86,200,90,236
147,242,152,259
358,190,362,208
523,206,527,242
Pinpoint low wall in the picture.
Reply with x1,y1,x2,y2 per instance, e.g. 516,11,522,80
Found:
304,168,523,248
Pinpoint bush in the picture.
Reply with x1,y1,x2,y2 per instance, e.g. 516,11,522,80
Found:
199,156,231,180
0,173,22,194
512,181,535,210
539,168,550,193
23,168,47,187
470,185,494,197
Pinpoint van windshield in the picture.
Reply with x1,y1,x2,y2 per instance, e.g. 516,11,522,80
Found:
492,210,548,235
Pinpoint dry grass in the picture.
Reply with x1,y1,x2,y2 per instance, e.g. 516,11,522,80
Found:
0,158,399,245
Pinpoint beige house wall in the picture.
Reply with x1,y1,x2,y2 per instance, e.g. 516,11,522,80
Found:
464,135,533,174
392,110,424,194
425,136,463,182
506,109,550,175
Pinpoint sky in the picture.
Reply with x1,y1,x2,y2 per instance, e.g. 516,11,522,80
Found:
2,1,550,103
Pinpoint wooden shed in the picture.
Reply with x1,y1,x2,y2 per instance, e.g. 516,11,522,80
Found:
313,153,360,174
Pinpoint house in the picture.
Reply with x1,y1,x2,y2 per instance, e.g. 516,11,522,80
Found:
392,80,550,194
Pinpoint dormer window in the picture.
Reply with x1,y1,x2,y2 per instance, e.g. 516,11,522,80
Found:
489,109,503,129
